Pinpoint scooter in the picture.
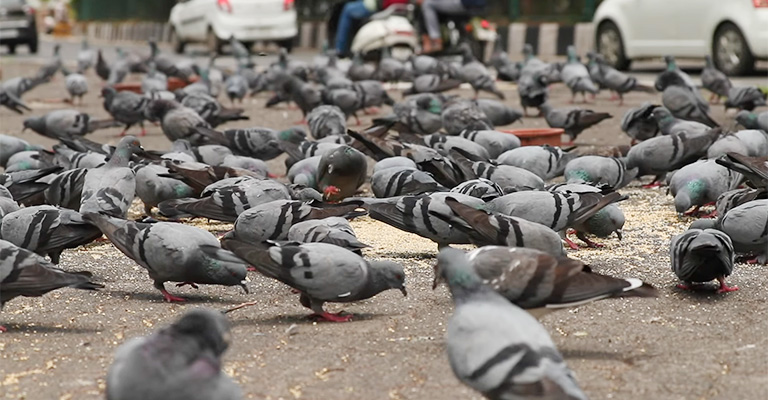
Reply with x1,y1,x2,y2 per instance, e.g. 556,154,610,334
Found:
350,3,418,61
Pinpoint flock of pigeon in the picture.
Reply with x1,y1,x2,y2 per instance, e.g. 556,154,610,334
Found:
1,36,768,400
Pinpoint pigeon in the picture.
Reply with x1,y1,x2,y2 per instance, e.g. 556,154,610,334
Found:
707,135,750,159
1,239,103,332
548,183,627,248
539,102,612,142
227,199,365,243
560,46,599,102
735,110,768,131
62,65,88,106
0,206,102,264
35,44,62,83
458,129,521,159
271,76,322,119
435,247,588,400
95,49,111,81
4,150,49,173
715,152,768,189
450,148,545,192
158,176,291,222
287,217,368,253
403,74,461,95
79,136,143,218
450,178,504,201
596,57,654,105
496,145,576,181
375,94,443,135
621,103,660,143
366,192,484,248
0,188,20,218
652,106,709,136
625,127,721,186
436,246,657,317
52,146,107,169
134,163,196,215
142,61,169,93
145,99,226,146
716,199,768,264
307,105,347,139
348,53,376,81
564,155,638,190
180,92,248,128
216,127,297,161
473,99,523,127
353,80,395,109
701,55,732,104
410,54,448,76
102,87,151,137
657,55,698,91
317,145,367,202
429,197,566,257
106,48,132,86
0,135,40,168
454,44,504,99
441,99,493,135
85,213,248,302
287,156,321,188
371,166,446,198
221,239,406,322
321,87,364,124
0,84,32,114
417,133,490,161
0,166,62,202
517,70,551,118
22,110,101,140
670,228,737,293
219,155,269,177
658,74,718,127
76,39,94,73
105,308,242,400
724,86,767,111
373,47,406,82
714,187,766,219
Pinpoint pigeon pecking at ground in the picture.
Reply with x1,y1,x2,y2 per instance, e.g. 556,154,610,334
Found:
670,228,738,293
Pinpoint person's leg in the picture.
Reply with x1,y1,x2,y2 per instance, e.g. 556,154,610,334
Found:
430,0,466,15
335,1,372,55
421,0,442,40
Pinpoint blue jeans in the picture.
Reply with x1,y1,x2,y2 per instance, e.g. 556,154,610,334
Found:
335,1,373,55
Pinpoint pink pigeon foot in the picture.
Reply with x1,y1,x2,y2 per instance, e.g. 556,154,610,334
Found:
564,237,580,250
160,289,186,303
716,277,739,293
0,325,6,332
308,312,353,322
642,181,662,189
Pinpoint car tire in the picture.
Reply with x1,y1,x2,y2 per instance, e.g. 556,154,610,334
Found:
171,28,186,54
596,21,631,71
7,44,16,54
712,23,754,76
207,28,223,55
277,38,294,53
28,37,38,54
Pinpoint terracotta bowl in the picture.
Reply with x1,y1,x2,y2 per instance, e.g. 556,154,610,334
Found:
501,128,564,146
112,76,199,94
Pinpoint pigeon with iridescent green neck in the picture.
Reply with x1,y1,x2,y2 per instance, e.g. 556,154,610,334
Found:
548,182,627,248
79,136,143,218
669,159,742,216
701,55,731,104
307,105,346,139
375,94,443,135
0,134,40,168
496,145,575,181
135,163,196,215
216,127,298,160
735,110,768,131
657,55,697,91
652,106,709,135
564,155,637,189
560,46,599,103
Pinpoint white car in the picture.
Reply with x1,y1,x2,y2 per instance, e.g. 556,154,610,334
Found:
169,0,298,54
593,0,768,75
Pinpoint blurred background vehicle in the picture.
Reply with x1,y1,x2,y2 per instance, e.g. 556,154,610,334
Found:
169,0,298,54
0,0,39,54
594,0,768,75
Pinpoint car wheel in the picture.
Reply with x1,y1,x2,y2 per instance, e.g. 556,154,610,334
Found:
207,28,223,55
277,38,294,53
171,28,186,54
7,44,16,54
712,23,754,76
596,21,630,71
28,37,38,54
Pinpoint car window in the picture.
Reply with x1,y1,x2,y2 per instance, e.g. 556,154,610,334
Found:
0,0,26,7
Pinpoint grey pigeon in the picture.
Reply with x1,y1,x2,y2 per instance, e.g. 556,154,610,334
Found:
180,92,248,128
437,246,656,317
22,109,90,140
595,55,654,104
372,156,416,172
307,105,347,139
219,155,269,177
1,76,42,101
403,74,461,95
106,48,132,86
35,44,62,83
449,178,504,201
353,80,394,109
79,136,143,218
724,86,767,111
366,192,484,248
135,163,196,215
43,168,87,210
317,145,367,202
564,155,637,189
0,135,39,168
652,106,709,136
458,129,521,159
321,87,364,124
4,150,49,173
217,127,296,161
454,44,504,99
539,102,612,142
102,87,150,136
95,49,110,81
0,186,20,218
418,133,490,161
288,156,321,188
0,84,32,114
1,239,103,332
145,99,226,146
441,99,493,135
548,183,627,248
435,247,588,400
76,39,94,73
497,145,575,181
269,76,322,119
621,103,660,143
348,53,376,81
410,54,447,76
0,166,62,202
373,47,406,82
62,66,88,105
715,152,768,188
657,55,698,91
187,143,233,166
142,61,169,93
473,99,523,127
714,188,766,219
105,309,242,400
450,148,545,192
560,46,599,102
429,198,566,257
0,205,102,264
706,135,749,159
658,75,719,127
375,94,443,135
225,73,248,105
701,55,732,103
671,228,737,292
227,199,365,242
86,214,248,302
287,217,368,253
221,240,406,322
371,166,446,198
625,127,721,186
735,110,768,131
718,199,768,264
158,176,291,222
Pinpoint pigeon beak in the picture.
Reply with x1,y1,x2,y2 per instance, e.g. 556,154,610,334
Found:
400,286,408,297
240,281,249,294
615,229,623,241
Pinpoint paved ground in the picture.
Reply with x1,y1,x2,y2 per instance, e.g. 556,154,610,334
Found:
1,39,768,400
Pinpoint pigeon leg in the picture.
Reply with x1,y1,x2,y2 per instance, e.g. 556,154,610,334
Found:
576,231,605,248
308,312,353,322
0,325,6,332
118,129,128,137
246,265,257,271
523,107,528,117
683,205,701,217
618,94,624,106
139,122,147,137
175,282,200,289
609,91,619,101
563,235,580,250
716,276,739,293
160,289,186,302
676,282,695,291
354,114,361,126
642,180,662,189
699,209,717,219
708,93,716,104
363,107,381,115
569,93,576,104
293,118,307,125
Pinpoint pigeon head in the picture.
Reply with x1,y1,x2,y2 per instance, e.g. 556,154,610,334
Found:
145,99,178,121
369,260,407,297
585,204,625,239
651,106,674,127
734,110,756,128
674,180,706,214
167,308,231,356
100,86,117,100
663,55,676,69
22,116,45,134
435,247,484,299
